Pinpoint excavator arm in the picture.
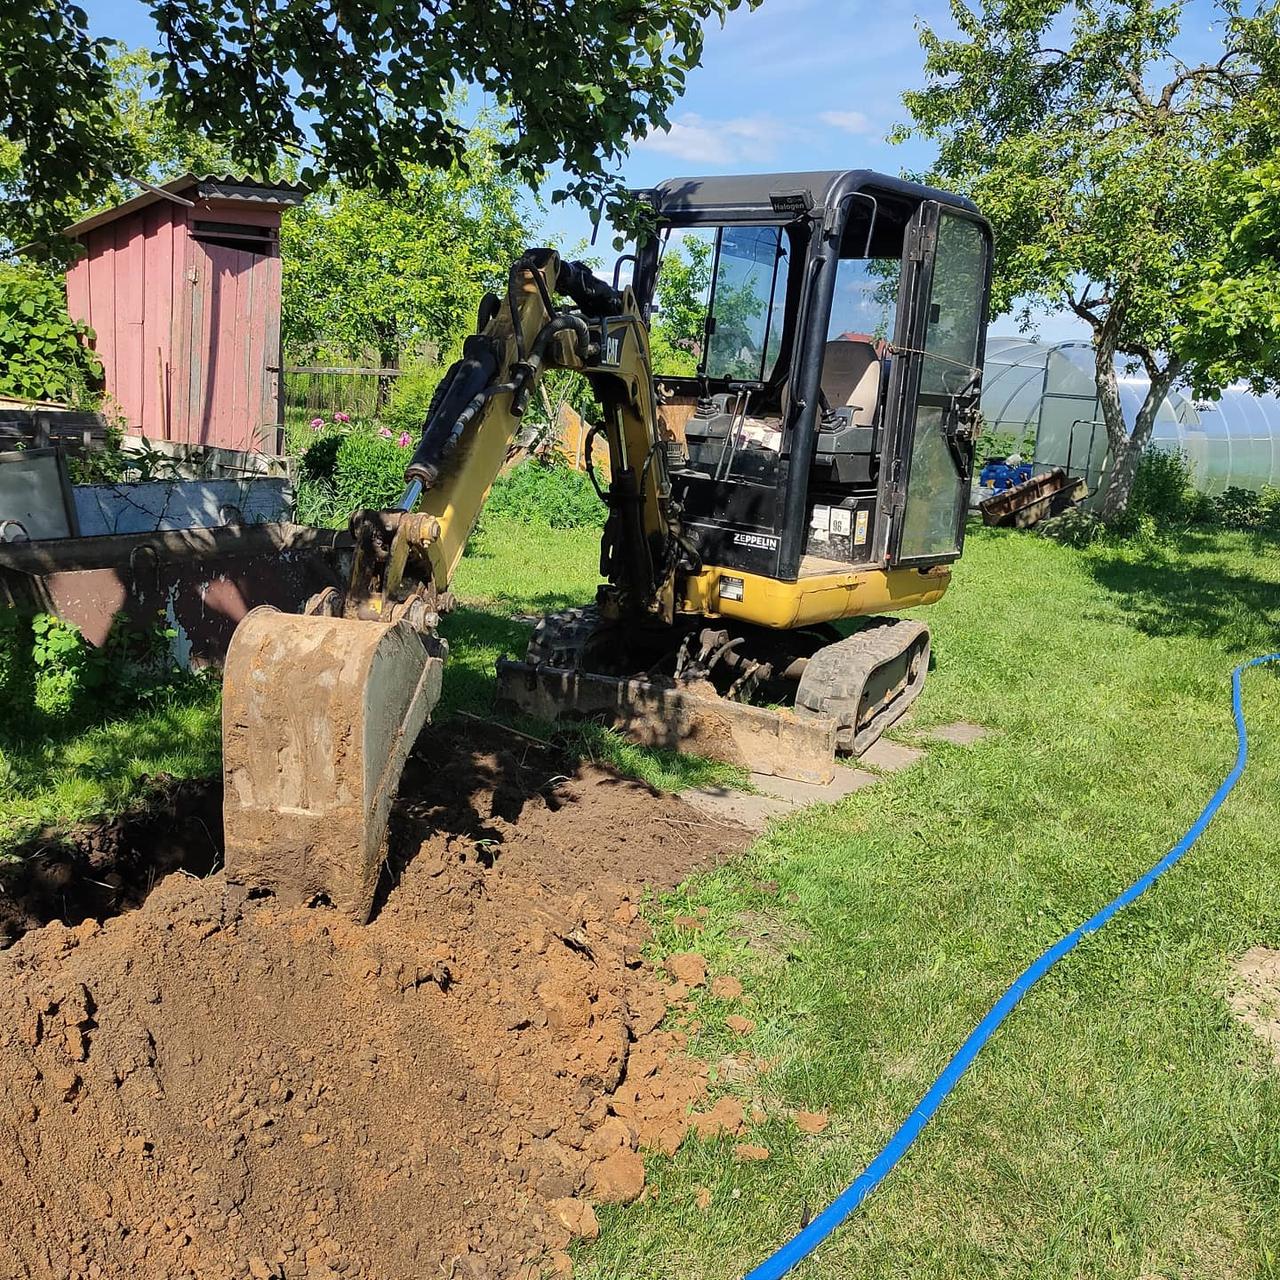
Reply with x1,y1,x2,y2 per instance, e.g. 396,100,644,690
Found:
221,250,677,921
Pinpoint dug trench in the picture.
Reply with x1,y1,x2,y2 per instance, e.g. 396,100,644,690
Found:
0,723,753,1280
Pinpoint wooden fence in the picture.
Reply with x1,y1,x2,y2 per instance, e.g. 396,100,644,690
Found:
280,365,405,423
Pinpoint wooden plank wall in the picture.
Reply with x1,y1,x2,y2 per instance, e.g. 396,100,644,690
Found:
65,203,183,442
64,197,286,455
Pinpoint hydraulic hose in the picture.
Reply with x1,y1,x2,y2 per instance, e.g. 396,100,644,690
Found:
744,653,1280,1280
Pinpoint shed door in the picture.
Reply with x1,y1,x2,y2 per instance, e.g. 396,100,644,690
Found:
184,223,281,453
890,203,990,565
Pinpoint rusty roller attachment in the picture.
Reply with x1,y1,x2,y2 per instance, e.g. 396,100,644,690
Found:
222,608,444,921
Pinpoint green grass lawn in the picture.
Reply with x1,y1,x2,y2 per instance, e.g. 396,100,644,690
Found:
3,516,1278,1280
0,682,221,851
576,524,1280,1280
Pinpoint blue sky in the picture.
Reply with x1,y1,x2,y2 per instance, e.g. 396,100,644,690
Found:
84,0,1233,341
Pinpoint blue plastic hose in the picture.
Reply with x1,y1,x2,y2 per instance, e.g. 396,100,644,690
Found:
744,654,1280,1280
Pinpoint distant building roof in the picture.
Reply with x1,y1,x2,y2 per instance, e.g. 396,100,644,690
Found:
62,174,309,240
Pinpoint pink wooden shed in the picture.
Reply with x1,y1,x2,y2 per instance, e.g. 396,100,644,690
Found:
63,175,307,454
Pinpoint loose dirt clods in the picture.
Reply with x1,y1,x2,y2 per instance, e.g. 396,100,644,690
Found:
710,975,744,1000
665,952,708,986
792,1110,830,1136
0,725,750,1279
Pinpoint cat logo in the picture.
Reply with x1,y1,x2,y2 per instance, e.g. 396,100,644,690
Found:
600,331,624,366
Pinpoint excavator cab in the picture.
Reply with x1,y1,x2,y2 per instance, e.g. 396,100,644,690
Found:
222,170,992,921
630,171,992,596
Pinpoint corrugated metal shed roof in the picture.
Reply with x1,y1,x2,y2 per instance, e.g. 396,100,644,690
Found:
62,174,309,240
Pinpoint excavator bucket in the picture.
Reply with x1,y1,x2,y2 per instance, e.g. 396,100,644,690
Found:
221,608,444,922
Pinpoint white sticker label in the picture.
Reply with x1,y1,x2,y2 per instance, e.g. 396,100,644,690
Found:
830,507,852,537
810,505,830,529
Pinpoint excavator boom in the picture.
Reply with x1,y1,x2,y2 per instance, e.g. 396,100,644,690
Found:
222,250,674,917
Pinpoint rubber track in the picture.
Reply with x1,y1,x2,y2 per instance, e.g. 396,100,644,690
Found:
794,618,930,755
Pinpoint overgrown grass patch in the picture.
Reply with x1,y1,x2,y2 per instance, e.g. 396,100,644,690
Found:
0,681,221,852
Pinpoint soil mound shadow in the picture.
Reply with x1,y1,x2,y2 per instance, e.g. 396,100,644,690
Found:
0,780,223,948
0,722,750,1280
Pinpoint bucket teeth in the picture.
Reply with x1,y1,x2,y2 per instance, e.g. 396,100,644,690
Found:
222,609,444,921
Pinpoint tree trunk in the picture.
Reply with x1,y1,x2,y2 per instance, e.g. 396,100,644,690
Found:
1098,357,1182,522
1092,306,1131,470
376,344,399,410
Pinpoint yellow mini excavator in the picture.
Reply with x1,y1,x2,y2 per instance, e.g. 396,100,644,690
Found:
222,169,993,919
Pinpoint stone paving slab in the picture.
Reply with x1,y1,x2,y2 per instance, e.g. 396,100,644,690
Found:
750,767,878,805
926,721,990,746
683,722,984,833
683,785,793,832
858,738,926,772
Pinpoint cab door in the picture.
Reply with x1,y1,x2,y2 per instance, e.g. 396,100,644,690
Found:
886,202,991,565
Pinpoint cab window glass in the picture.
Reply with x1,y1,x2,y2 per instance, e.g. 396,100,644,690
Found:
705,226,789,382
650,229,715,377
827,257,900,343
648,225,789,382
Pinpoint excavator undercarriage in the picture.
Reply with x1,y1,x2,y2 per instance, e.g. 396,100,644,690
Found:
221,169,993,918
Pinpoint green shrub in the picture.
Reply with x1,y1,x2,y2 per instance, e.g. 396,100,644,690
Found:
296,426,414,526
1212,484,1280,531
30,613,99,720
381,364,447,437
1037,508,1104,547
335,431,412,511
978,427,1037,466
1107,508,1162,544
1127,446,1199,525
0,266,102,404
1,609,185,731
483,457,605,529
1184,488,1216,525
0,611,34,717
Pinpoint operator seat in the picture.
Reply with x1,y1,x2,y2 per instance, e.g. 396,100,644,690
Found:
821,339,881,426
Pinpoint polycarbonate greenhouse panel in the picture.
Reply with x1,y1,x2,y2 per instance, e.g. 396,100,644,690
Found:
981,337,1280,496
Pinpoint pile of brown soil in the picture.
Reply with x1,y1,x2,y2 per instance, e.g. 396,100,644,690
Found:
0,725,750,1280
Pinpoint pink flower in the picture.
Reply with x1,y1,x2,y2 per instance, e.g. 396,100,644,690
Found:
334,411,351,424
378,426,393,439
309,417,325,430
396,431,412,448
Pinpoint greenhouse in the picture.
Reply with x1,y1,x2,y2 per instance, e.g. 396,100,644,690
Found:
980,337,1280,496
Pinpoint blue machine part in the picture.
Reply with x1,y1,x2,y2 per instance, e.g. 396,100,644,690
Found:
979,459,1034,491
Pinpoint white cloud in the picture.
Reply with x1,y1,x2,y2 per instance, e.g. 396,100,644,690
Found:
634,113,788,166
818,110,877,136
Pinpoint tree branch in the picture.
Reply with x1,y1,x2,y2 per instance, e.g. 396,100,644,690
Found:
1157,47,1254,111
1068,295,1103,333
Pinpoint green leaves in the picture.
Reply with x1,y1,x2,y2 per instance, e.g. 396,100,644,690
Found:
280,126,527,367
0,1,136,251
899,0,1280,514
0,265,101,403
142,0,760,227
1175,147,1280,395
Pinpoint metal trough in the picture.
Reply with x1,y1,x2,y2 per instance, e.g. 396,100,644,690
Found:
979,468,1088,529
0,522,351,666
